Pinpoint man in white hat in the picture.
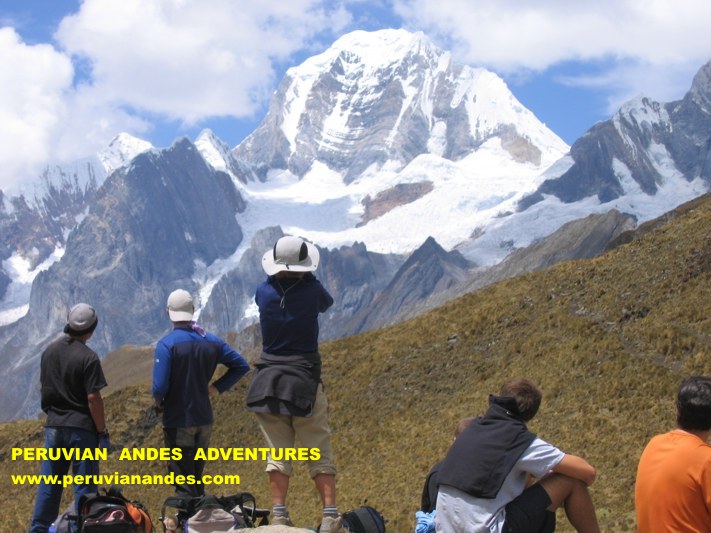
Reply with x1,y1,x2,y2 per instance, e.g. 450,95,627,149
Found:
246,235,337,532
153,289,250,496
30,303,108,533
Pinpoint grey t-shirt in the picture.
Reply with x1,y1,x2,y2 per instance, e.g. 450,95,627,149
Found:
435,437,565,533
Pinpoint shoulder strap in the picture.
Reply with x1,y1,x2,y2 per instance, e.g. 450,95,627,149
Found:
217,492,257,526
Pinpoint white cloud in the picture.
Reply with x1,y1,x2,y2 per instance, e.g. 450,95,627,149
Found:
55,0,350,123
0,28,73,192
557,60,703,116
394,0,711,70
0,0,351,192
0,25,150,193
394,0,711,109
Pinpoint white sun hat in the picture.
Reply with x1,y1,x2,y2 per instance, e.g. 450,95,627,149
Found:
262,235,320,276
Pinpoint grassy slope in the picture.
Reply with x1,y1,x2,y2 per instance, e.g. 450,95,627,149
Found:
2,195,711,532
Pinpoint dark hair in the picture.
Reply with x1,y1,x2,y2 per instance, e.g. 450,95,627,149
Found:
500,378,542,422
676,376,711,431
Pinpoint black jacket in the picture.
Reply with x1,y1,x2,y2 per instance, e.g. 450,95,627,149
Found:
437,395,536,498
246,352,321,416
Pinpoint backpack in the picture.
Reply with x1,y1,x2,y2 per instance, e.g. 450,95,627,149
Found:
159,495,189,533
214,493,269,528
341,506,386,533
183,495,242,532
78,493,139,533
160,492,269,532
185,506,239,532
49,507,76,533
106,486,154,533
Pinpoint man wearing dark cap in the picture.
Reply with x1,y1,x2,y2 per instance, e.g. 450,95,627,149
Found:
246,235,337,532
30,303,109,533
153,289,250,497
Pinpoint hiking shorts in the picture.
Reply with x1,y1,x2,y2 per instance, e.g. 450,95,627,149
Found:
503,483,556,533
254,384,336,477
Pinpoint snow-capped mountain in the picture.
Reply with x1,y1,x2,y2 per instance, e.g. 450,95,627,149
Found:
0,134,151,325
99,133,153,175
195,129,258,185
455,59,711,265
228,29,568,256
236,29,566,179
0,138,245,419
0,29,709,422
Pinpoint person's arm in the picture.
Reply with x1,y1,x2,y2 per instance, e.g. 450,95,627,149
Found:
87,390,106,433
551,453,597,486
152,341,172,403
315,278,334,312
702,457,711,513
212,340,250,394
82,353,108,434
524,473,536,488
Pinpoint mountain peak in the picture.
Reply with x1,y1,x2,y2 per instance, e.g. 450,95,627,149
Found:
329,28,436,65
406,236,471,270
285,29,443,87
98,133,152,176
195,129,230,171
688,58,711,112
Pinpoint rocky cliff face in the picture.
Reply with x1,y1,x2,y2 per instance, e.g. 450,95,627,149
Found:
316,241,405,339
0,160,104,290
0,134,150,323
344,236,472,334
0,138,246,420
520,60,711,208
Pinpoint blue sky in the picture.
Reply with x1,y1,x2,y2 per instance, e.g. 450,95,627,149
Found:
1,0,710,192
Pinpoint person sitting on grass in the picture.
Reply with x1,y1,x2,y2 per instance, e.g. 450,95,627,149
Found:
635,375,711,532
435,377,601,533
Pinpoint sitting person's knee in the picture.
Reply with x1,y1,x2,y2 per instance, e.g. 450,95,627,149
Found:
541,473,589,510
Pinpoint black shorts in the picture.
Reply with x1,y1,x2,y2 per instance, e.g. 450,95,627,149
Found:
502,484,556,533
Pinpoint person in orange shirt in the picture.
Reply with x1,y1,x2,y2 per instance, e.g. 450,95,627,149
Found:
635,375,711,532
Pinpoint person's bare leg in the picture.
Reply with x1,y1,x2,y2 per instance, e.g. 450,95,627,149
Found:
539,474,600,533
314,473,336,507
269,470,290,505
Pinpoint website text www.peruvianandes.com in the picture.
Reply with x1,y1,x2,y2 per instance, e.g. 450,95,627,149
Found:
11,472,239,488
9,447,320,487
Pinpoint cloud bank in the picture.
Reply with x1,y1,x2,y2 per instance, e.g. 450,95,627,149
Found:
395,0,711,109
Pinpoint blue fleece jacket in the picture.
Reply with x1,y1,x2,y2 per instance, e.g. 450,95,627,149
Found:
152,326,250,428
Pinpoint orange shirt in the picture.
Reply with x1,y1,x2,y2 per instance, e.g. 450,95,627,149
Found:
635,429,711,532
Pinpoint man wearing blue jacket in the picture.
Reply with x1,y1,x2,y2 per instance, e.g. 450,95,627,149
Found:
153,288,250,496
